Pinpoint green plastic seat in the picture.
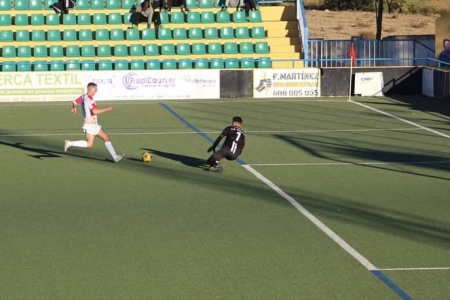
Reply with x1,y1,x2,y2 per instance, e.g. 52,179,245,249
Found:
16,30,30,42
46,14,60,25
187,12,200,24
146,60,160,70
192,43,206,55
44,0,54,8
220,27,234,39
158,28,172,40
241,57,255,68
251,26,265,38
63,30,77,41
198,0,213,8
77,13,91,25
239,42,253,54
33,45,48,57
97,45,111,57
235,27,249,39
255,41,269,54
47,30,61,41
121,0,135,9
66,61,80,70
249,10,262,22
63,14,76,25
176,43,190,55
114,60,129,70
0,30,12,41
2,46,16,58
162,59,176,70
141,28,155,40
91,0,105,9
50,61,65,72
98,60,113,70
130,45,144,56
2,62,16,72
15,14,28,26
194,59,208,69
185,0,197,9
34,61,48,71
81,45,95,57
49,45,64,57
224,42,238,54
31,30,45,41
108,13,122,24
66,45,80,57
216,11,230,23
179,59,193,69
208,43,222,54
188,28,202,40
113,44,128,57
29,0,42,9
161,44,175,55
233,11,247,23
95,29,109,41
225,58,239,69
0,0,12,10
82,60,96,70
130,60,145,70
15,0,28,10
173,28,187,40
110,29,124,41
0,14,11,26
75,0,89,9
17,46,31,58
170,12,184,24
144,44,159,56
106,0,120,9
79,29,93,41
257,57,272,68
210,58,224,69
17,62,31,71
160,11,169,24
201,11,214,23
204,27,218,39
31,14,45,25
93,13,107,25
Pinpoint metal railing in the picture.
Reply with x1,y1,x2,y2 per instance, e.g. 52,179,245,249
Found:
296,0,309,67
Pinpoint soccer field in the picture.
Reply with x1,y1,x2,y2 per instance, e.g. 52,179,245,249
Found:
1,97,449,299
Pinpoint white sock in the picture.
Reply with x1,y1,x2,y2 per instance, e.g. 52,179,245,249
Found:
70,140,88,148
104,141,117,158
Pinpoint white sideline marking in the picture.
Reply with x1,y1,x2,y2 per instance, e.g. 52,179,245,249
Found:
0,127,422,138
349,100,450,140
249,161,450,167
379,267,450,271
242,164,377,271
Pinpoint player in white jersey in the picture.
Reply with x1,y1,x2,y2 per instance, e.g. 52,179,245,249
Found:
64,82,124,163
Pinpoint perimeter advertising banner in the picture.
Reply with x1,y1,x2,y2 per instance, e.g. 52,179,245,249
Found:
0,72,84,102
253,68,321,98
0,70,221,102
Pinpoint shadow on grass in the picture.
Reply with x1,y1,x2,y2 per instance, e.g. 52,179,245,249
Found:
141,147,208,169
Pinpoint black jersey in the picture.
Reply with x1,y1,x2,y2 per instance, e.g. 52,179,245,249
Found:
220,126,245,152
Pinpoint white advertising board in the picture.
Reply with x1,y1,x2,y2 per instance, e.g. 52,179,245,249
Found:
354,72,384,96
253,68,321,98
0,70,221,102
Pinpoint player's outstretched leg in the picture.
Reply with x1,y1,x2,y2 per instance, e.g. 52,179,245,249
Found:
64,140,88,152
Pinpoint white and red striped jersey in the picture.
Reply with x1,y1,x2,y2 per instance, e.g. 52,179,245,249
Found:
74,94,98,125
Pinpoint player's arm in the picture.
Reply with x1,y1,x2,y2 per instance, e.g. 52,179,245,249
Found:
70,96,82,113
207,128,228,152
92,105,113,115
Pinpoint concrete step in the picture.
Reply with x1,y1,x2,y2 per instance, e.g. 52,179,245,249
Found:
267,29,300,38
266,37,301,46
259,6,297,21
263,20,298,30
273,60,304,68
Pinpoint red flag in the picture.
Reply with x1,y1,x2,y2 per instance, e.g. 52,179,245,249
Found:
349,42,357,66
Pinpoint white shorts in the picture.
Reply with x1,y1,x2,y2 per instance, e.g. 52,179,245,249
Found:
83,124,102,135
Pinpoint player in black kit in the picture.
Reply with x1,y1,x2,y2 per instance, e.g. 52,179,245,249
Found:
206,116,245,172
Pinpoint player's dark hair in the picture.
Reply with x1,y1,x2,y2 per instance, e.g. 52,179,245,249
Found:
232,116,243,124
87,82,97,88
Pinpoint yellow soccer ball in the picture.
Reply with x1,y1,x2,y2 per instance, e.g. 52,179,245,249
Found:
141,151,153,162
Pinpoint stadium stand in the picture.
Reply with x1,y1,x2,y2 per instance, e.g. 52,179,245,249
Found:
0,0,302,71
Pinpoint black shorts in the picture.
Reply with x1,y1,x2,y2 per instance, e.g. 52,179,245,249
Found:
213,146,242,162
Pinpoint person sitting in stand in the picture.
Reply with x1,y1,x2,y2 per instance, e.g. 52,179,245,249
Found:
131,0,154,28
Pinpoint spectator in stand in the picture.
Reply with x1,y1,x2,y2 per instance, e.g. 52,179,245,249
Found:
220,0,243,11
52,0,76,14
244,0,257,16
159,0,190,14
131,0,154,28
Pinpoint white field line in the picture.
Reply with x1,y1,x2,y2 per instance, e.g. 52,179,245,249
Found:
379,267,450,271
349,100,450,140
242,164,377,271
0,127,423,138
249,161,450,167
